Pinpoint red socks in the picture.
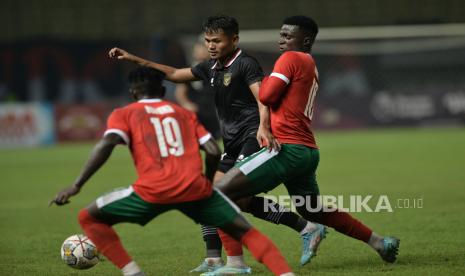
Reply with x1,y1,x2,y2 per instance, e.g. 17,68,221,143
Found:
219,228,292,275
240,228,292,275
78,209,132,269
218,229,243,256
320,209,372,242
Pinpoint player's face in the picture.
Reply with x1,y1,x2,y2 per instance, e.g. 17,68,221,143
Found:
204,30,238,61
278,24,305,52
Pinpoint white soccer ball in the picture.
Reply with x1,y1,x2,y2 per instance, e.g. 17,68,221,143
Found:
61,234,99,269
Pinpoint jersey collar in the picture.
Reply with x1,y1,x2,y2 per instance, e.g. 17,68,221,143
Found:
138,99,162,103
211,48,242,70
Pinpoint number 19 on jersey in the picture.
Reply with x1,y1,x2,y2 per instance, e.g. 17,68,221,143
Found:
150,117,184,157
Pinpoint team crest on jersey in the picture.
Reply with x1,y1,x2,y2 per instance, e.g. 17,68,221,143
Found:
223,73,232,86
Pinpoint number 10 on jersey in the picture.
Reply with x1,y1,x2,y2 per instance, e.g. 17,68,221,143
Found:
150,117,185,157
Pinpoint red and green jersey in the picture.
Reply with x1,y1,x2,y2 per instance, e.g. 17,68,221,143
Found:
104,99,212,204
259,51,319,149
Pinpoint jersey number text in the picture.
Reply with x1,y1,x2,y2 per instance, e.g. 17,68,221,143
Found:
150,117,184,157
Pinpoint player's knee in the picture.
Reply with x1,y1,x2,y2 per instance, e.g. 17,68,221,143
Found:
78,208,98,227
78,209,90,224
220,215,252,240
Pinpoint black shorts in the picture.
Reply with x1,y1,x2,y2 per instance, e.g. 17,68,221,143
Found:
218,137,261,173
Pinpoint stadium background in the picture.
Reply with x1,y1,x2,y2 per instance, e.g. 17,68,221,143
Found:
1,0,464,275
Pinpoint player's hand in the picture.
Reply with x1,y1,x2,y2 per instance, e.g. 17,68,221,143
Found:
108,47,133,61
257,126,280,152
49,185,81,206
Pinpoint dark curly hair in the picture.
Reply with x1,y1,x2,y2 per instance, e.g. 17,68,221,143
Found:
128,66,166,97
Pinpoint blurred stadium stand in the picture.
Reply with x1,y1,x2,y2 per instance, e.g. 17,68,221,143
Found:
1,0,464,147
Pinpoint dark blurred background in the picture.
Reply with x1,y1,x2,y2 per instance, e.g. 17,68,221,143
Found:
1,0,465,146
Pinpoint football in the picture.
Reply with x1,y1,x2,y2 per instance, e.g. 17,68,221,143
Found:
60,234,99,269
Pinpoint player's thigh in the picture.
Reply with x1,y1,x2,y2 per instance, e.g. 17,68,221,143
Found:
283,146,320,197
88,186,170,226
230,147,286,197
178,189,241,228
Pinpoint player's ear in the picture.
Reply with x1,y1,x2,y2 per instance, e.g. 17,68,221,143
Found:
232,34,239,47
303,36,312,49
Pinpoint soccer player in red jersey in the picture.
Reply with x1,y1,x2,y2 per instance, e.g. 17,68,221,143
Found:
109,15,324,274
49,67,295,276
213,16,400,269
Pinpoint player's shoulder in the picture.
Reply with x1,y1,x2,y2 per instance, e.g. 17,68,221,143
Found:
110,103,133,116
163,101,199,120
106,104,134,124
279,51,315,65
237,51,261,66
279,50,307,60
113,100,197,120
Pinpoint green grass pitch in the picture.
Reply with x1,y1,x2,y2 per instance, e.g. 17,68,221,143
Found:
1,127,464,275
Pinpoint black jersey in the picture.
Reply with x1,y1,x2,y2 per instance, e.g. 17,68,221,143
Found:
191,49,263,151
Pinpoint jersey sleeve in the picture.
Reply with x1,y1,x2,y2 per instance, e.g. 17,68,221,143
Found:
191,60,211,82
240,56,264,85
259,52,297,106
104,109,130,145
270,51,298,85
189,111,212,145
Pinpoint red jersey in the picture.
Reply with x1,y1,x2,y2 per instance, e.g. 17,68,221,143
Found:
104,99,213,204
259,51,319,149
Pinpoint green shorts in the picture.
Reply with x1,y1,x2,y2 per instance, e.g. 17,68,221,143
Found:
235,144,320,197
94,186,240,227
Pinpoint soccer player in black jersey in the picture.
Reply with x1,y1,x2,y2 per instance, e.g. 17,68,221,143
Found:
109,15,324,274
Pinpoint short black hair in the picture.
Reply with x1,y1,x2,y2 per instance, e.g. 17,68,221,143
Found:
203,15,239,36
283,15,319,39
128,66,166,97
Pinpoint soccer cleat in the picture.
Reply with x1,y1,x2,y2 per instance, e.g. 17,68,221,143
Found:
200,266,252,275
190,259,224,273
300,224,327,266
378,237,400,263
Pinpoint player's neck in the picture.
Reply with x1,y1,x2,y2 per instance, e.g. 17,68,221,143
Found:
217,48,239,67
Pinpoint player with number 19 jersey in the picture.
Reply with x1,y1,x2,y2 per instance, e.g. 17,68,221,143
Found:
261,51,319,149
104,99,212,204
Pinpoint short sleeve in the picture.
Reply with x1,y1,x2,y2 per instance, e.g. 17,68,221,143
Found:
240,56,264,85
188,111,211,145
104,109,130,145
191,60,211,82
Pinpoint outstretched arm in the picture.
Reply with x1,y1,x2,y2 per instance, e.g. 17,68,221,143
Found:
49,133,123,206
109,47,197,83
